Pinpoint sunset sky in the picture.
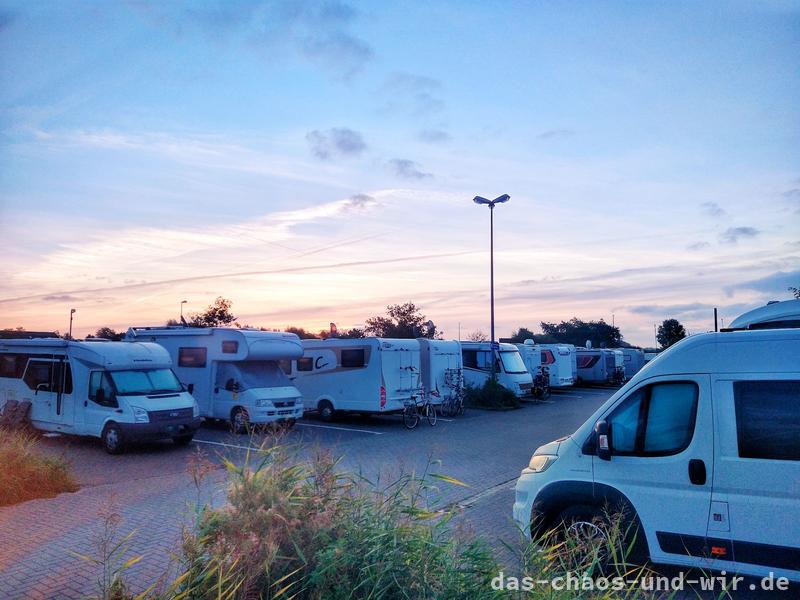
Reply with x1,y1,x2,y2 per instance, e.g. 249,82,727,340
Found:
1,1,798,346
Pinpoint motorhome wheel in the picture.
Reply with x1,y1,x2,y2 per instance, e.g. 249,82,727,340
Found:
101,423,125,455
173,433,194,446
231,407,250,434
317,400,334,422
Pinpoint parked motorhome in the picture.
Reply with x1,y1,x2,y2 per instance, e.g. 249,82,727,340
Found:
514,340,550,398
125,327,303,432
418,339,463,406
619,348,645,380
283,337,422,421
609,349,626,384
575,348,609,384
538,344,576,388
0,339,200,453
460,342,533,397
513,327,800,582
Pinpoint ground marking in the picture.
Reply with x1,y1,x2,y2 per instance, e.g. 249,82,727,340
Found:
296,422,384,435
193,438,263,451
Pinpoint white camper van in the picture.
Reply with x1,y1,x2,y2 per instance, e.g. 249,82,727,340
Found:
575,348,610,384
418,339,463,408
460,342,533,397
0,339,200,454
284,338,423,421
125,327,303,432
514,340,550,398
538,344,576,388
619,348,645,380
513,328,800,581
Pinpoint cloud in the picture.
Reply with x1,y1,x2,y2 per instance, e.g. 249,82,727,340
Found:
417,128,451,143
381,72,444,115
701,201,726,217
343,193,376,210
41,294,82,303
686,241,710,251
536,129,574,140
388,159,432,179
720,226,760,244
306,127,366,159
783,188,800,199
727,269,800,296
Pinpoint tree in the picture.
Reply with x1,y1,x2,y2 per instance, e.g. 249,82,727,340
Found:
508,327,536,343
94,327,122,341
790,286,800,299
285,326,319,339
364,303,439,339
539,318,622,348
189,297,237,328
657,318,686,349
466,329,488,342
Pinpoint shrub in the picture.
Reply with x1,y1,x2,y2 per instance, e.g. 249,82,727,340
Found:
464,379,521,410
0,427,78,506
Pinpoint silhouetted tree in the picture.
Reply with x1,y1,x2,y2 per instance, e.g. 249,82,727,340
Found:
508,327,536,343
94,327,123,341
657,318,686,349
467,329,488,342
189,297,237,328
790,286,800,299
364,303,439,338
540,318,622,347
285,326,319,339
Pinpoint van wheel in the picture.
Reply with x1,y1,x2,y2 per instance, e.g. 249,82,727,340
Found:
318,400,335,422
101,423,125,455
231,407,250,434
173,433,195,446
553,506,612,573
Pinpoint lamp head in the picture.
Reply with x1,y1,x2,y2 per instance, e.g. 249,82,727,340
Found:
493,194,511,204
473,196,492,205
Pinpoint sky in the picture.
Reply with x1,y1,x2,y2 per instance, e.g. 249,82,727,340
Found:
0,0,798,347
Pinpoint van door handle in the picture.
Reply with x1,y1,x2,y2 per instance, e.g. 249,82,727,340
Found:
688,459,706,485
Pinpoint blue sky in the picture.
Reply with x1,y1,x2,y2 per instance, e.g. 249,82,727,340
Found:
1,0,798,345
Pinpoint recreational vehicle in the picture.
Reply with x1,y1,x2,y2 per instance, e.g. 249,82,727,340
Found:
460,342,533,397
514,340,550,398
513,327,800,582
575,348,611,384
0,339,200,454
125,327,303,432
538,344,576,388
619,348,645,380
609,349,626,384
418,339,463,407
284,337,423,421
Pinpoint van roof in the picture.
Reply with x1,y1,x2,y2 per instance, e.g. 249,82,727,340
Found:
459,341,519,351
302,337,420,351
726,299,800,331
126,327,303,360
0,339,172,369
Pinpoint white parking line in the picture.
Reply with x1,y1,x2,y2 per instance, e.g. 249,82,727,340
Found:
193,438,262,451
296,422,383,435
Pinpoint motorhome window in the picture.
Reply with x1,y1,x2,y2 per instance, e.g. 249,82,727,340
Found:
52,362,73,395
462,350,477,369
541,350,555,365
278,359,292,375
110,369,183,395
734,380,800,461
216,361,291,390
476,351,494,370
221,341,238,354
0,354,26,378
178,347,207,368
23,361,53,392
297,357,313,372
89,371,117,407
577,355,600,368
341,349,365,368
608,389,645,453
500,351,528,374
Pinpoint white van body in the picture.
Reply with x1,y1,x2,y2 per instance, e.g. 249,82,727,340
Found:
538,344,576,388
513,329,800,581
514,341,543,380
0,339,200,452
460,342,533,397
418,339,462,406
726,298,800,331
575,348,611,383
619,348,645,380
125,327,303,428
285,337,422,419
610,349,626,384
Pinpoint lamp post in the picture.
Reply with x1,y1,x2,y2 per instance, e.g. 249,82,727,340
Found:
473,194,511,378
68,308,76,340
180,300,187,323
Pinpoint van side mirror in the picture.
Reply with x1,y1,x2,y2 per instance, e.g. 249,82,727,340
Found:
595,419,611,461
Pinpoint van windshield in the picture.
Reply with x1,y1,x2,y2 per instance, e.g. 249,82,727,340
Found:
215,360,291,391
110,369,183,395
500,351,528,374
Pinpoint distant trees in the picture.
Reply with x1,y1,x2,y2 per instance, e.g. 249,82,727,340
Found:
93,327,123,341
657,318,686,349
790,286,800,299
364,303,439,339
466,329,488,342
507,327,537,343
189,297,237,328
539,318,622,348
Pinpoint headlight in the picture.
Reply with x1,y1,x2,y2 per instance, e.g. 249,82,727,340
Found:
131,406,149,423
527,454,557,473
255,398,273,408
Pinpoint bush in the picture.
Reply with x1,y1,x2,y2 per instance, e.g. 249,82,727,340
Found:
0,427,78,506
464,379,521,410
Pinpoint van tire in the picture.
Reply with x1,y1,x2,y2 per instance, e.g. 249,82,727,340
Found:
101,423,125,455
318,400,335,422
231,407,250,434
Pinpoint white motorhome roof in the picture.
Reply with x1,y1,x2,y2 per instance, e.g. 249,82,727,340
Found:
126,327,303,360
726,299,800,331
459,341,519,352
417,339,460,354
302,337,419,351
0,339,172,369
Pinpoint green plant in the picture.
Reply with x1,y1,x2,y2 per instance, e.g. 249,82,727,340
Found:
464,379,521,410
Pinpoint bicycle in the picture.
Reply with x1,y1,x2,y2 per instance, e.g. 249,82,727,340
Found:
403,395,437,429
440,387,465,417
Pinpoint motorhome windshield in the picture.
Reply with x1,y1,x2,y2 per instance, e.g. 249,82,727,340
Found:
500,351,528,374
215,360,290,391
109,369,182,395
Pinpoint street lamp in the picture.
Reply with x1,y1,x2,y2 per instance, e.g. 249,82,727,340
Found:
68,308,76,340
473,193,511,378
180,300,188,323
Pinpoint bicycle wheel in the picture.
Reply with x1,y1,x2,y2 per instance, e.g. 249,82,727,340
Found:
403,404,420,430
425,402,437,426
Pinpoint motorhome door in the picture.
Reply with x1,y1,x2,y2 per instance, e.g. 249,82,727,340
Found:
21,356,74,428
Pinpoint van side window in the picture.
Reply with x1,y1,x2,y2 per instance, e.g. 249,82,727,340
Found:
340,349,365,368
178,347,207,368
0,354,26,378
541,350,555,365
462,350,477,369
221,341,238,354
278,359,292,375
89,371,117,408
607,381,698,456
52,362,73,395
23,361,53,392
734,380,800,461
296,357,313,372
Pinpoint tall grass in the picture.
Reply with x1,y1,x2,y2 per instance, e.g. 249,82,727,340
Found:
0,427,77,506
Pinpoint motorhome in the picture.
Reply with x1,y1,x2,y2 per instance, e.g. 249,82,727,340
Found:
575,348,611,384
418,339,463,406
725,298,800,331
513,327,800,582
125,327,303,432
283,337,423,421
514,340,550,398
460,342,533,397
538,344,576,388
609,349,626,384
0,339,200,454
619,348,645,380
